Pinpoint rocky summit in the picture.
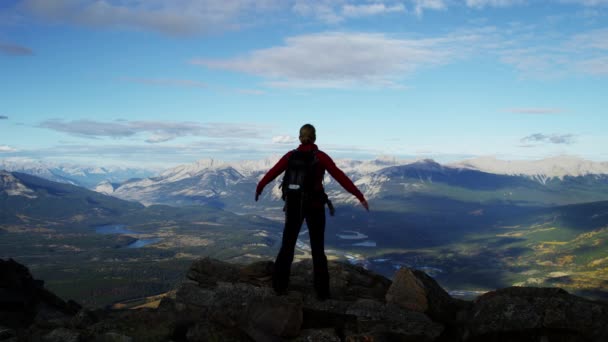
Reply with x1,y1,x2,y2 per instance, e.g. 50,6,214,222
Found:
1,258,607,342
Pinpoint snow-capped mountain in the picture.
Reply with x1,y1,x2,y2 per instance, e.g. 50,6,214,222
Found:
0,171,37,199
0,159,157,188
98,155,608,215
450,156,608,183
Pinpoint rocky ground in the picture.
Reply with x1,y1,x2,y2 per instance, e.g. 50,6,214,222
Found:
1,257,607,342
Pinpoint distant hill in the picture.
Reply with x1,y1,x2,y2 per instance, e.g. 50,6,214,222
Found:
0,171,144,225
0,159,156,188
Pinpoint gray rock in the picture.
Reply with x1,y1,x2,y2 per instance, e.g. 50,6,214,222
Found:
294,328,341,342
0,326,16,340
346,299,444,341
186,320,250,342
465,287,608,342
386,267,460,323
93,332,133,342
187,257,240,288
70,309,99,329
291,260,391,301
42,327,81,342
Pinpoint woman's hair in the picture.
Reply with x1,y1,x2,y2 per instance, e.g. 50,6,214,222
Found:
299,124,316,144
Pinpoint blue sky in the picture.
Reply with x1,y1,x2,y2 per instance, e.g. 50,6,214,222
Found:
1,0,607,168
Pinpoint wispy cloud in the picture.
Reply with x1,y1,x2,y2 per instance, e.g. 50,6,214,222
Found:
19,0,281,35
496,27,608,78
193,32,478,88
293,1,442,23
0,43,33,56
521,133,577,145
39,119,267,143
272,135,298,144
342,3,406,18
559,0,608,6
0,115,8,120
505,108,564,114
0,145,18,153
465,0,525,8
412,0,447,16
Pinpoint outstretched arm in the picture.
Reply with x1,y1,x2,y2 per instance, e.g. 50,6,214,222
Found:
255,152,291,201
320,152,369,211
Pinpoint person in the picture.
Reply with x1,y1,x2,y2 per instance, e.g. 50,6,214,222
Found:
255,124,369,300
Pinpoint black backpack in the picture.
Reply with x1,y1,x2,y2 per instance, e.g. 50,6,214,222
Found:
281,150,319,200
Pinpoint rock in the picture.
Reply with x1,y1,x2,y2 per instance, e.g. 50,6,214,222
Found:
465,287,608,342
291,259,392,301
0,326,16,340
185,320,250,342
41,327,81,342
0,258,80,331
93,332,133,342
294,328,341,341
186,257,240,288
70,309,99,329
244,291,303,339
239,260,274,285
6,257,608,342
346,299,444,341
386,267,460,323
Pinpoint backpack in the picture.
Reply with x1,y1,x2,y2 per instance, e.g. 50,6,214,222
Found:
281,150,319,200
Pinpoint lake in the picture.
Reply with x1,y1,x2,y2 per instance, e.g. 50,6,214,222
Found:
94,224,161,248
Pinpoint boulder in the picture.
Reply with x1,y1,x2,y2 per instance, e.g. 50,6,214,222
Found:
41,327,81,342
186,257,240,288
0,259,80,331
386,267,463,323
465,287,608,342
345,299,444,341
291,259,392,301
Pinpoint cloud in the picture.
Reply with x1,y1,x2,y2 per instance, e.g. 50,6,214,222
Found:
0,115,8,120
272,135,298,144
493,26,608,78
412,0,447,16
559,0,608,6
193,32,477,88
505,108,564,114
342,3,406,18
121,77,208,88
577,56,608,75
521,133,577,145
293,1,443,22
292,0,344,24
0,145,17,153
39,119,267,143
0,43,33,56
19,0,281,35
465,0,525,8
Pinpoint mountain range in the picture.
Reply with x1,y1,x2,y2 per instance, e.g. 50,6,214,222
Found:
2,155,608,307
0,159,156,188
80,156,608,216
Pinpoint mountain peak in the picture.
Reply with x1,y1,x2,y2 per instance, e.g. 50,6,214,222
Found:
0,171,37,199
452,155,608,179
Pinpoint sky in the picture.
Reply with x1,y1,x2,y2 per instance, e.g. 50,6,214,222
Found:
1,0,607,168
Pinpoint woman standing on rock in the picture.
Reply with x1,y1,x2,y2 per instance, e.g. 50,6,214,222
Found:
255,123,369,300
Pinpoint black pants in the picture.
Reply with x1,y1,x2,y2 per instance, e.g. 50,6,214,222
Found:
273,195,329,296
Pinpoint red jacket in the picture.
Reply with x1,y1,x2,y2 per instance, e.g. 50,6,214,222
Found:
256,143,366,204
